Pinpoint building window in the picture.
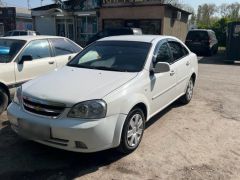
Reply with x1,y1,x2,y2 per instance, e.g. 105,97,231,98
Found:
76,16,98,45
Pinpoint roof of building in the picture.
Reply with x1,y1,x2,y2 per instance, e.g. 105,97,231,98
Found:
31,1,191,15
99,35,178,43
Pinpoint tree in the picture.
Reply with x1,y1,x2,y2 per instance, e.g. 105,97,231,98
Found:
196,4,218,28
220,3,240,20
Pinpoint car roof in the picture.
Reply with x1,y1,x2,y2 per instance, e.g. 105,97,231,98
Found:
98,35,175,43
0,35,66,42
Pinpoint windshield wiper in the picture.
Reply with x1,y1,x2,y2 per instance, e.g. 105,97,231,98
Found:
68,64,133,72
91,66,128,72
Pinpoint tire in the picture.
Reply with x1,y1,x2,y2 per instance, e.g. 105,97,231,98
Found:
180,78,194,105
118,108,145,154
0,87,8,114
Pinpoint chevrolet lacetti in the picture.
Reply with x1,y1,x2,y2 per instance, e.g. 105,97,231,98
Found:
7,35,198,153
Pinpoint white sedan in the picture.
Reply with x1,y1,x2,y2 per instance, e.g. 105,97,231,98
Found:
7,35,198,153
0,36,82,114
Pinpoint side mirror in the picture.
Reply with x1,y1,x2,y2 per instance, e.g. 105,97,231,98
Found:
153,62,170,74
19,55,33,64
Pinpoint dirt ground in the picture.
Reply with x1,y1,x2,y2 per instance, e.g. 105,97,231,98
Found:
0,52,240,180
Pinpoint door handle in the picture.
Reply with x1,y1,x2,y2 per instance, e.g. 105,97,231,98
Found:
170,70,175,76
186,61,190,66
48,61,55,65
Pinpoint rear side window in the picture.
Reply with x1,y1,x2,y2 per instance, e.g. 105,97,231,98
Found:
19,31,27,35
66,39,82,52
186,31,209,41
12,31,19,36
50,38,75,56
168,41,188,61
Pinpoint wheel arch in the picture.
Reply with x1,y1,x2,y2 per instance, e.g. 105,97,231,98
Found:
112,99,149,148
191,73,196,85
0,82,10,101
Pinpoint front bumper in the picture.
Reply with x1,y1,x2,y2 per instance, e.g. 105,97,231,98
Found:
7,102,127,153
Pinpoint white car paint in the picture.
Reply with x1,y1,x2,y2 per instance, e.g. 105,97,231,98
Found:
7,35,198,153
0,36,82,96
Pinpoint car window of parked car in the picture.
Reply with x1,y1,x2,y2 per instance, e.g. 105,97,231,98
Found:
168,41,187,61
12,31,20,36
20,40,51,60
0,39,26,63
186,31,209,41
66,39,82,52
154,42,172,64
50,38,75,56
68,41,151,72
19,31,27,36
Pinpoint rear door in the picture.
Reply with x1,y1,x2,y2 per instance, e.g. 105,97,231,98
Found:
49,38,81,68
168,40,191,96
15,39,56,83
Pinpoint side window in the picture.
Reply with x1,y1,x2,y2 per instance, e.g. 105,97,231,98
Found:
19,31,27,36
50,38,75,56
168,41,187,61
154,42,172,64
12,31,19,36
66,39,82,52
20,40,51,60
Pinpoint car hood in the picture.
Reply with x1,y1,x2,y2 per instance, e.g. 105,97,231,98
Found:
22,66,138,107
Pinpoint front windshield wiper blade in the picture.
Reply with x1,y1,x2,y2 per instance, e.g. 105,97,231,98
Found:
91,66,128,72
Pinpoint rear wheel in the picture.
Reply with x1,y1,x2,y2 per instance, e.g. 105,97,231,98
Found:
180,78,194,104
118,108,145,154
0,87,8,114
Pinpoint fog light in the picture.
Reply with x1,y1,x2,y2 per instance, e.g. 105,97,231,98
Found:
75,141,88,149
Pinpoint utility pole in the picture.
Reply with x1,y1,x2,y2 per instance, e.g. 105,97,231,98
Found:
41,0,44,6
27,0,30,9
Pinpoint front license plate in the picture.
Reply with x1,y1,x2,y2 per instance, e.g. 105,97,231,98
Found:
18,119,50,140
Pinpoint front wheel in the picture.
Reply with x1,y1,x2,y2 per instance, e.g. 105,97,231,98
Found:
0,88,8,114
118,108,145,154
180,78,194,104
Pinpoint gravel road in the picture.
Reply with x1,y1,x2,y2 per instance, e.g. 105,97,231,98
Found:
0,51,240,180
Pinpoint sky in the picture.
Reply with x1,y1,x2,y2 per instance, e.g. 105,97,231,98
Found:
2,0,239,11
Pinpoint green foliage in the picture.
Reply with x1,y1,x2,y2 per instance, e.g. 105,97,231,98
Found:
197,17,239,47
195,3,240,46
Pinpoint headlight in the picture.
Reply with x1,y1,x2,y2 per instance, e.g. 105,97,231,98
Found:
13,86,22,105
68,100,107,119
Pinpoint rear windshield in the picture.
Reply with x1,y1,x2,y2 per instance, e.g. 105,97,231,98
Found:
186,31,209,41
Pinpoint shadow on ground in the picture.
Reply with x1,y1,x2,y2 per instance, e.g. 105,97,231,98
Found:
198,50,240,66
0,101,183,180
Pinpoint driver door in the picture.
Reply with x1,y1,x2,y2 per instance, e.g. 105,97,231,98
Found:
14,39,56,84
150,40,178,115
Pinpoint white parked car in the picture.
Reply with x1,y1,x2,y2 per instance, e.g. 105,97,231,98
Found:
7,35,198,153
0,36,83,114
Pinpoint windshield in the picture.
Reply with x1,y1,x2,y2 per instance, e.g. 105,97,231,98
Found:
68,41,151,72
0,39,26,63
186,31,209,41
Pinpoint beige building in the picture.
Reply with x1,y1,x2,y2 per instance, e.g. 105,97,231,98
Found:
100,2,190,41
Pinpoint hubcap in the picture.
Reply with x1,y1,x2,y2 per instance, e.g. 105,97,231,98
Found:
186,80,194,100
127,113,144,148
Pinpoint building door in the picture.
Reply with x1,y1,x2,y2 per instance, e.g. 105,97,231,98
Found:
76,16,98,46
56,18,75,40
56,19,66,37
67,23,74,40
